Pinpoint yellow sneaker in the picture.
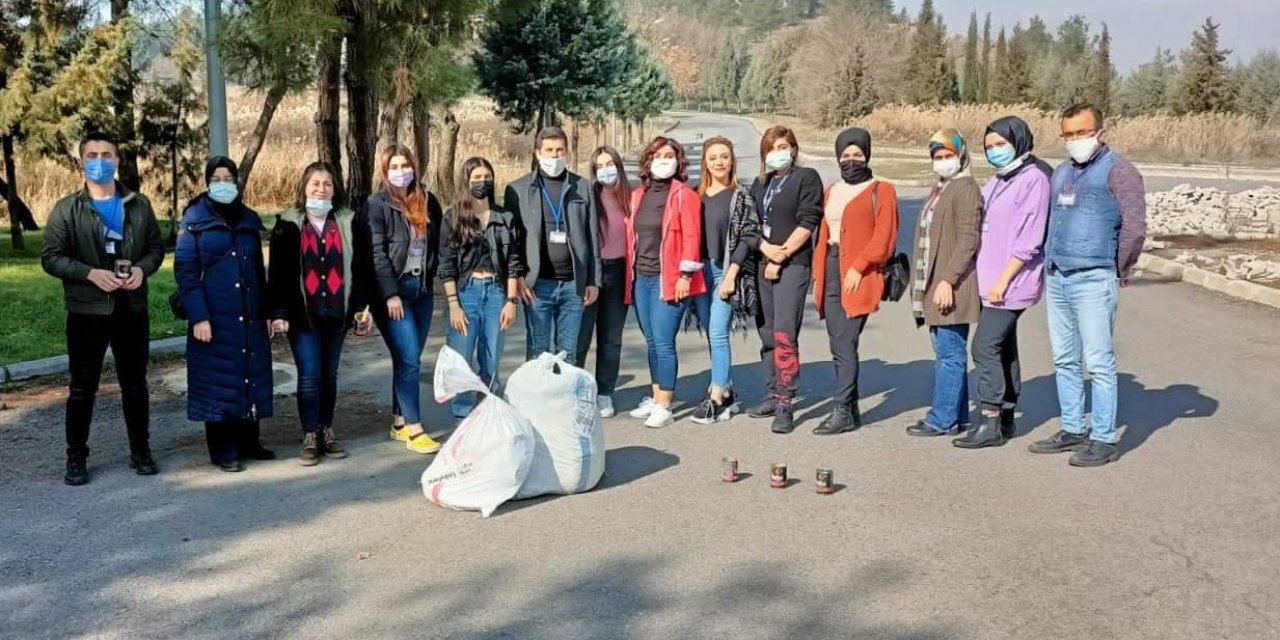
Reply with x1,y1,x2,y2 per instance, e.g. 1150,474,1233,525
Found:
390,424,409,442
405,431,441,454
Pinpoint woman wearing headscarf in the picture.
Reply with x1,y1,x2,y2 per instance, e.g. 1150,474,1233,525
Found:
174,157,276,472
953,116,1052,449
906,130,982,438
811,128,899,435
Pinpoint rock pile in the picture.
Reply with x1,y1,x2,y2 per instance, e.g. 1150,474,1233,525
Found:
1169,251,1280,283
1146,184,1280,238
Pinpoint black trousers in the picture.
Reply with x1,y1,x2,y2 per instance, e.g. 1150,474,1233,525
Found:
971,306,1023,412
205,419,261,465
65,304,151,460
823,252,868,406
756,261,811,404
576,259,628,396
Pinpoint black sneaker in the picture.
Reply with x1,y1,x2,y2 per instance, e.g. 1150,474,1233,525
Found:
65,458,89,486
813,403,857,435
129,450,159,476
1069,441,1120,467
770,409,795,434
748,398,777,418
690,398,719,425
1027,430,1089,454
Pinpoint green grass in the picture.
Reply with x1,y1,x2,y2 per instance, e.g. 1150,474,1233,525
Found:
0,227,187,365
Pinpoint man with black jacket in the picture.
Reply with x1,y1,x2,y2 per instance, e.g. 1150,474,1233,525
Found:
505,127,600,365
41,132,165,485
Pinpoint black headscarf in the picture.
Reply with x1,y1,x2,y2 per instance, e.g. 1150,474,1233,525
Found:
986,116,1053,181
205,156,239,185
835,127,873,184
202,155,243,224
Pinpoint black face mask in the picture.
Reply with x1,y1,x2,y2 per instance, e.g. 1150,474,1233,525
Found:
470,179,494,199
839,159,872,184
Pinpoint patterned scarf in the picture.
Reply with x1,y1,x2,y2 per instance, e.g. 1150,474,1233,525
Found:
683,186,762,336
912,184,946,323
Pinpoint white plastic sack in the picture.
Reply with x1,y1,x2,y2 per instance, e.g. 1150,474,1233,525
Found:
421,346,536,517
506,352,606,498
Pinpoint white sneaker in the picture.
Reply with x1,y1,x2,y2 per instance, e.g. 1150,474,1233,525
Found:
598,396,616,418
644,404,674,428
629,396,656,418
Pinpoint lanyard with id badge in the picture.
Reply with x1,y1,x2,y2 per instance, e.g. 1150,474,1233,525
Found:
761,172,791,239
1058,159,1102,208
540,179,570,245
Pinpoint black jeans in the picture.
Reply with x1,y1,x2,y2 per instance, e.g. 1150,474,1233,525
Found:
576,258,628,396
756,261,811,406
287,316,347,432
823,252,868,406
205,419,262,464
971,307,1023,413
65,304,150,460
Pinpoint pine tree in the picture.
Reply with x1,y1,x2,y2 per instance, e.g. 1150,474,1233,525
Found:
1115,48,1178,115
1084,23,1113,113
906,0,946,105
993,27,1030,105
942,54,962,104
1235,50,1280,121
961,12,979,103
743,31,796,114
1173,18,1234,114
825,45,876,126
978,13,992,103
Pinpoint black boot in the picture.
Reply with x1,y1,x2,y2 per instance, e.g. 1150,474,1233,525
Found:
770,400,795,434
1000,408,1017,439
813,402,858,435
129,444,159,475
952,413,1005,449
65,456,89,486
238,421,276,461
206,422,244,472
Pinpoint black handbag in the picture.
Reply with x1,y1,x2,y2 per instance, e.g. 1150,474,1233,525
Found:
881,252,910,302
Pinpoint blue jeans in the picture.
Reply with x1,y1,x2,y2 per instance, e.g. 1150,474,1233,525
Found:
1046,267,1119,443
524,278,584,365
287,316,347,433
445,277,506,419
633,273,687,392
379,275,434,425
692,263,732,392
924,324,971,431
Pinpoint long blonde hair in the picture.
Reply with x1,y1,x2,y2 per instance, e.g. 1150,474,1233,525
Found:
698,136,739,196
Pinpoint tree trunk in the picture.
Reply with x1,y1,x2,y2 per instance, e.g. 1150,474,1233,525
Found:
170,98,180,242
412,100,431,179
237,82,286,194
570,120,580,173
343,1,378,208
3,135,24,251
377,104,403,151
0,143,37,234
110,0,141,191
434,108,461,202
315,33,344,188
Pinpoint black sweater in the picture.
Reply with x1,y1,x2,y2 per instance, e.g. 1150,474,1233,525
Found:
749,166,824,264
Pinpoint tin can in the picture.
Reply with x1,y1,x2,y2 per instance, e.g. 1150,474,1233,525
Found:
816,468,834,494
769,462,787,488
721,457,739,483
113,258,133,279
352,306,373,337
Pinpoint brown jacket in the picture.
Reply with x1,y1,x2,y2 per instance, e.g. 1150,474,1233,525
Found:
911,176,981,326
813,181,899,319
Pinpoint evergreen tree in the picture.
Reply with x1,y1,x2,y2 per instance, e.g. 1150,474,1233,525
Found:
1084,23,1113,113
1235,50,1280,121
824,45,876,126
993,26,1031,105
712,34,749,112
942,54,961,104
1115,48,1178,115
978,13,992,103
1173,18,1234,114
906,0,946,105
474,0,635,132
961,12,979,103
742,31,796,114
614,49,674,145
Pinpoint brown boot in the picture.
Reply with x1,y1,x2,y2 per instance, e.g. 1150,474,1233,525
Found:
299,432,321,467
321,427,348,459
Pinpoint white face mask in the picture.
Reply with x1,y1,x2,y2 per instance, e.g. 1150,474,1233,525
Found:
649,158,678,180
932,157,961,179
765,150,793,172
596,165,618,186
1065,135,1102,164
538,155,567,178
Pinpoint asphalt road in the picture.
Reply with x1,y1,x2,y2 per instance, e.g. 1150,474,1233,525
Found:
2,112,1279,639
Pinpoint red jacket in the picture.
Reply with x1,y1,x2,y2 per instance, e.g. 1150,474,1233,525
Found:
813,181,899,319
625,180,707,303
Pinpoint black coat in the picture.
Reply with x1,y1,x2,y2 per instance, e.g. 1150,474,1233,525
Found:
359,188,443,306
437,206,526,290
267,207,369,330
504,171,601,296
749,166,824,264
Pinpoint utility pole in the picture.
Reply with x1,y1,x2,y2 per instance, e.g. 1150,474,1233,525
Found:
204,0,229,157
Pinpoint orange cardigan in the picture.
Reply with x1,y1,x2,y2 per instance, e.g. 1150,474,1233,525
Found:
812,181,899,319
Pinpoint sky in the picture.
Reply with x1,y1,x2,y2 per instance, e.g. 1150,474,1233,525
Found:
901,0,1280,71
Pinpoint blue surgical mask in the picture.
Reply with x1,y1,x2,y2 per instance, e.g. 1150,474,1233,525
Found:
208,182,239,204
765,150,793,172
596,166,619,186
986,146,1015,169
83,158,116,184
306,198,333,215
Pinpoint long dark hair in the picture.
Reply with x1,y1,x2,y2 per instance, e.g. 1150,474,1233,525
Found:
448,156,495,249
589,146,631,219
292,161,345,212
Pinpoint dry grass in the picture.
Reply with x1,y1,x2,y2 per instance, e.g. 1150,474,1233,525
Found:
760,104,1280,167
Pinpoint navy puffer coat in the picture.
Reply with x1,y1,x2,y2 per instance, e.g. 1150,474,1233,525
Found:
174,195,274,422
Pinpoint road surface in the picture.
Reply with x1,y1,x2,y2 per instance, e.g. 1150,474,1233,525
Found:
1,112,1279,639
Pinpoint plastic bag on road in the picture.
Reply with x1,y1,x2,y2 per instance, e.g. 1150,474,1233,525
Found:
421,346,535,517
505,352,605,499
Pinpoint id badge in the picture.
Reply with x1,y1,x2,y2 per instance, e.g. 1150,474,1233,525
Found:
105,240,118,255
549,229,568,245
762,224,773,238
1058,193,1077,207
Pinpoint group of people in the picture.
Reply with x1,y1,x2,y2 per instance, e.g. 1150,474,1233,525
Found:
42,101,1144,487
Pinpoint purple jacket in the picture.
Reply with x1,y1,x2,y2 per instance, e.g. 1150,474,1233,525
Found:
977,166,1051,310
